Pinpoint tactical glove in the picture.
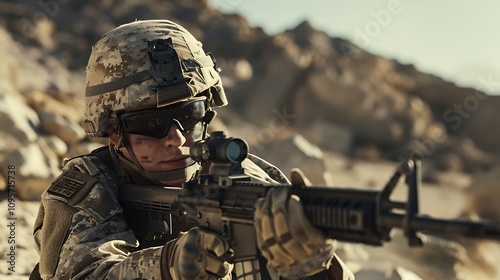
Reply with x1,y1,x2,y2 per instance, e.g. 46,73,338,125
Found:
254,187,336,279
161,227,234,280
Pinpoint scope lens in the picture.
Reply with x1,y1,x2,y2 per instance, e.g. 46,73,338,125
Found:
226,140,247,162
226,141,240,162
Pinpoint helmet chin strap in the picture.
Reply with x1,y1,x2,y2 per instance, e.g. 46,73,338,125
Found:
113,131,200,185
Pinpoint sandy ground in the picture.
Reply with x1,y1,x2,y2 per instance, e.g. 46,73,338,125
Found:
1,154,498,279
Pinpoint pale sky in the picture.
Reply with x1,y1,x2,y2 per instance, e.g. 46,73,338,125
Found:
209,0,500,94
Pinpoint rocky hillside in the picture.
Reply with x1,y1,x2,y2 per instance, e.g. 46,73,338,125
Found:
2,1,499,178
1,1,500,279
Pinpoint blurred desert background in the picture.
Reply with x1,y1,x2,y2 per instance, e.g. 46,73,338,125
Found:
1,1,500,279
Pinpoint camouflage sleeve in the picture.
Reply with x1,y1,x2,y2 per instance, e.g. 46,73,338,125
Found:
244,154,291,184
33,157,166,279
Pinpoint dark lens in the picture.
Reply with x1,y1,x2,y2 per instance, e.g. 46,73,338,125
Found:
176,118,201,132
119,99,206,137
120,113,169,138
171,100,206,132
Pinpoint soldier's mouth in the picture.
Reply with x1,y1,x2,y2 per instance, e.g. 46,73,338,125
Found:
159,156,189,168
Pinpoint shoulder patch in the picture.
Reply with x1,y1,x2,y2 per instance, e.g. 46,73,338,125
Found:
48,175,84,198
48,169,98,205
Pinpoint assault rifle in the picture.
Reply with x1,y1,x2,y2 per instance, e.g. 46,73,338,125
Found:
119,131,500,279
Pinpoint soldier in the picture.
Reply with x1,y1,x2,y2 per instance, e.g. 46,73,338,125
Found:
32,20,354,280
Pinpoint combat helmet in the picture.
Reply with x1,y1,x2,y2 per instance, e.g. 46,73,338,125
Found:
82,19,227,183
83,19,227,137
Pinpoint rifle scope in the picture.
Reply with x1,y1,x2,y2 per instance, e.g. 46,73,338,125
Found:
190,131,248,163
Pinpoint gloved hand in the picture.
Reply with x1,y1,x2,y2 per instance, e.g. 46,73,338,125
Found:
161,227,234,280
254,186,336,279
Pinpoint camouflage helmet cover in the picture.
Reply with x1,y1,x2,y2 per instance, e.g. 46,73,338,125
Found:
83,19,227,137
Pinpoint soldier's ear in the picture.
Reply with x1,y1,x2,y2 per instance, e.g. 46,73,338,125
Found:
107,127,120,146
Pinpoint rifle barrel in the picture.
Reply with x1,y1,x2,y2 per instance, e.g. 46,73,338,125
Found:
382,214,500,241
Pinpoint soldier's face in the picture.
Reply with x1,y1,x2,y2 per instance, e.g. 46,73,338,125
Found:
112,123,202,186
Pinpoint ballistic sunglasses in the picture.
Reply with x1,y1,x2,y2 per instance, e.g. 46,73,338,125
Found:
117,98,206,138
